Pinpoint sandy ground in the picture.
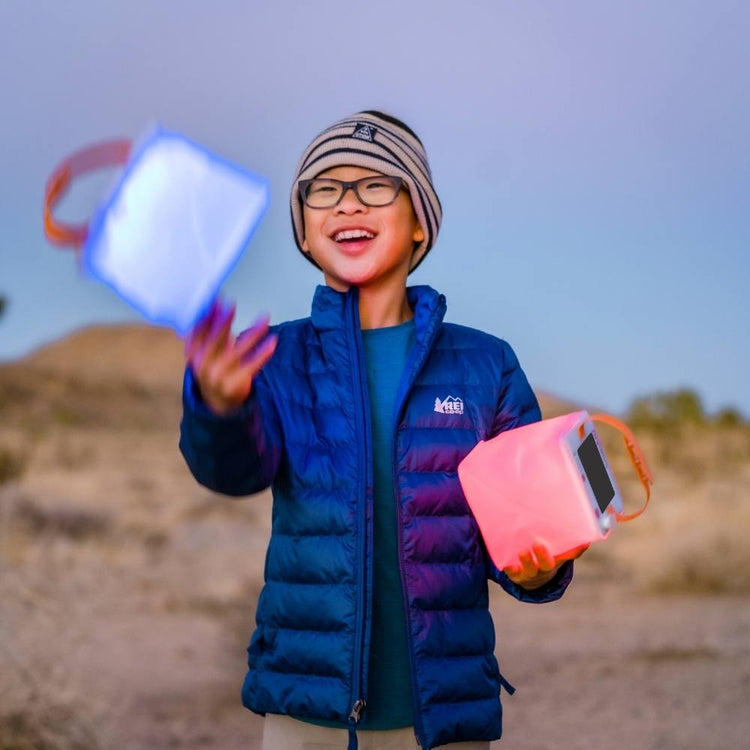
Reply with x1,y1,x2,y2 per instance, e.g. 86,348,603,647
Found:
3,454,749,750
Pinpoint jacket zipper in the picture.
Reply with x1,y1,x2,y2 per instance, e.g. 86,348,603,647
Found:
391,296,445,748
346,289,370,732
393,376,426,747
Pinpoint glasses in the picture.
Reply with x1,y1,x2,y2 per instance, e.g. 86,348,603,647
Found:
298,175,404,209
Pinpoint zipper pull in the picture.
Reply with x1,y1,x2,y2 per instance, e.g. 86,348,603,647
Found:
349,699,366,723
347,700,365,750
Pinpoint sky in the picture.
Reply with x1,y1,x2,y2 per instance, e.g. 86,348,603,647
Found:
1,0,749,417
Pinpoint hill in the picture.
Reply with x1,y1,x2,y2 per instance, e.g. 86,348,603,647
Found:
17,324,186,390
0,325,185,431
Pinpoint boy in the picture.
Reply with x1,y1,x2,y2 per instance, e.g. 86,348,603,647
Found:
180,111,582,750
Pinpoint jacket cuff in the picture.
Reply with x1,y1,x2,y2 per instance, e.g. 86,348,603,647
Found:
179,366,278,496
495,559,574,604
182,366,255,423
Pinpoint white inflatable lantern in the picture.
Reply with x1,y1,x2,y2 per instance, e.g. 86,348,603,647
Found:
44,127,269,334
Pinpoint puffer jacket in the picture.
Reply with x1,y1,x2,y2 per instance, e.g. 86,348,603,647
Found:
179,284,573,749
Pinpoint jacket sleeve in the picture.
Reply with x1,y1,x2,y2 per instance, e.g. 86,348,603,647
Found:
485,340,574,602
489,340,542,436
178,366,282,496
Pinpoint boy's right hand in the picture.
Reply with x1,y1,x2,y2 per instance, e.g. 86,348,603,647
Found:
184,299,278,416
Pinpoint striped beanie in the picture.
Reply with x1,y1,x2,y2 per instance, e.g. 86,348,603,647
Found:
290,110,442,273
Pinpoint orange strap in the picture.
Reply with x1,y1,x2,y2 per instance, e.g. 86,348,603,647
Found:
589,413,653,522
44,139,131,248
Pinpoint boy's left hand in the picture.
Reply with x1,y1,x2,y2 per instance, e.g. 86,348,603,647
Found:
504,541,589,590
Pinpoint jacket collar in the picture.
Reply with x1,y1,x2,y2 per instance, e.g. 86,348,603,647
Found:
310,284,447,346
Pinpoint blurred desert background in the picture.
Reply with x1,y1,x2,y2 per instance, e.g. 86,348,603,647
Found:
1,324,749,750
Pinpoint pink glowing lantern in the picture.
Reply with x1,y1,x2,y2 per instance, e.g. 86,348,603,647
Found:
458,411,652,571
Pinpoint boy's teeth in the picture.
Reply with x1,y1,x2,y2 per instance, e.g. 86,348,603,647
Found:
334,229,375,242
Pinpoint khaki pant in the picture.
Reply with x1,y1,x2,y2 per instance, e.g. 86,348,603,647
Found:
261,713,491,750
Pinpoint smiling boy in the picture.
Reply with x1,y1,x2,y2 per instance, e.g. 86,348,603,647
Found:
180,111,578,750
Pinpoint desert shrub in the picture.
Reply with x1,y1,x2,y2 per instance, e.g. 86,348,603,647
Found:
0,366,179,433
623,388,750,476
627,388,707,432
714,407,743,428
627,388,748,434
646,531,750,596
0,704,100,750
0,379,29,412
0,447,25,484
11,498,112,542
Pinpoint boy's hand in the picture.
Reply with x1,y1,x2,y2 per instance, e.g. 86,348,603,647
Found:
504,541,589,590
184,299,278,416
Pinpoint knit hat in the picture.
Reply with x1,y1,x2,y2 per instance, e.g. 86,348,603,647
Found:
290,110,442,273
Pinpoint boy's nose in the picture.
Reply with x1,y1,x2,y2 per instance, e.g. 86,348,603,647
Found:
335,186,367,213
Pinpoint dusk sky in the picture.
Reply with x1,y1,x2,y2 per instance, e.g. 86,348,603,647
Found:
1,1,748,416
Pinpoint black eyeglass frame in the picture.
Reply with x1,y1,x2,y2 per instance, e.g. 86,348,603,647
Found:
298,176,405,209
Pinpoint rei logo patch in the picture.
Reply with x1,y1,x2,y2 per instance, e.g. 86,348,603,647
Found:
434,396,464,415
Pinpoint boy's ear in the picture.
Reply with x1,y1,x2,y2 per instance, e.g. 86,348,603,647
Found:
301,236,310,253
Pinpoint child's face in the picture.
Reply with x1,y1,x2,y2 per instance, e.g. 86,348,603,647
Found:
301,165,424,293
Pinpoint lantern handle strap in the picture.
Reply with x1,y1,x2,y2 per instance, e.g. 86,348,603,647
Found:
44,139,131,248
589,412,653,522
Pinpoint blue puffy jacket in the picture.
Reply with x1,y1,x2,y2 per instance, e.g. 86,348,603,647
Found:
179,284,573,749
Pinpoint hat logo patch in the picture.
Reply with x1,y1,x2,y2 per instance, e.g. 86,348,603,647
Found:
352,123,377,142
